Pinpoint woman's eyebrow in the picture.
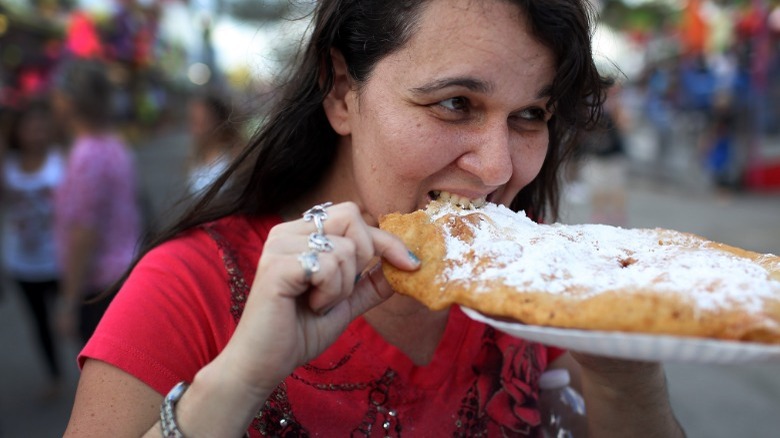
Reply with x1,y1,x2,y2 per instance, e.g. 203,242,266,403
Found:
410,76,494,95
411,77,553,102
536,83,553,99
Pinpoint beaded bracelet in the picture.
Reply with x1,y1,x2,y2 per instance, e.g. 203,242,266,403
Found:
160,381,252,438
161,381,189,438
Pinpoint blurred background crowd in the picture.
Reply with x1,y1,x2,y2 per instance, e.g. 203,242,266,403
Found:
0,0,779,437
601,0,780,189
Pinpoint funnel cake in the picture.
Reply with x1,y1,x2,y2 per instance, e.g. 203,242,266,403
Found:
380,201,780,344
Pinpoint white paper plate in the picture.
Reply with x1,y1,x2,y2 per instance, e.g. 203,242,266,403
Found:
461,306,780,364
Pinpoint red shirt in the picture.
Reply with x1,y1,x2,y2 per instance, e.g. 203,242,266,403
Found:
81,214,563,436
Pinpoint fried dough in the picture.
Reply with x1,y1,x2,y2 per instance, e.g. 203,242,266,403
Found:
379,201,780,343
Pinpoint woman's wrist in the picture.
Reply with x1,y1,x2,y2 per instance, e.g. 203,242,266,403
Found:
171,360,273,438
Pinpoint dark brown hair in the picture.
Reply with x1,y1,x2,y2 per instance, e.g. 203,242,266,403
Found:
52,59,114,129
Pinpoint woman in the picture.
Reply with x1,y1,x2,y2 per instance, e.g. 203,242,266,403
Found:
186,92,243,195
66,1,685,436
1,100,65,397
51,59,142,345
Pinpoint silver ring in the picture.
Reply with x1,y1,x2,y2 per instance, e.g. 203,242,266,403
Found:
303,202,333,234
298,251,320,281
308,232,334,252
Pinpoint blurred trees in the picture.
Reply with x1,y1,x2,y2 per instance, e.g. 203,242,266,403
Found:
601,0,679,31
219,0,297,23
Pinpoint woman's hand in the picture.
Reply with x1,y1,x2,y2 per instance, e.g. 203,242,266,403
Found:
213,202,420,399
75,203,420,438
132,202,420,438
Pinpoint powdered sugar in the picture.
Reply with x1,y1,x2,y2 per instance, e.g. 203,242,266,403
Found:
427,201,780,312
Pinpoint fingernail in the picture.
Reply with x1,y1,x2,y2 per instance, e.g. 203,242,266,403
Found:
408,249,420,265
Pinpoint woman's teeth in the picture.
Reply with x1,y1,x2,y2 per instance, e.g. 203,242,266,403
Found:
430,190,486,209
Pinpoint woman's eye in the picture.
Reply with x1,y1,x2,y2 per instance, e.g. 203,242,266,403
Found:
517,107,548,121
437,97,469,112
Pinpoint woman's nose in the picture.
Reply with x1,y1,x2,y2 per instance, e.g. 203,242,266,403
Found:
457,122,514,187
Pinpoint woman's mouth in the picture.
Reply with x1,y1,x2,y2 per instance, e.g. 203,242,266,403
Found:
428,190,487,209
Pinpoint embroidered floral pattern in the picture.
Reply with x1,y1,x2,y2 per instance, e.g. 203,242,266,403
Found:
456,327,545,437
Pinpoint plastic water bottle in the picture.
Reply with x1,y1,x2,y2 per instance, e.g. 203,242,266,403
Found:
538,369,588,438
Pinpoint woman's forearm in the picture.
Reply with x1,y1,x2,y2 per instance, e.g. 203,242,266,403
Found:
581,361,685,438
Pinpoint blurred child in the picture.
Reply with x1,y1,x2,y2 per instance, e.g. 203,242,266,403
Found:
1,100,66,397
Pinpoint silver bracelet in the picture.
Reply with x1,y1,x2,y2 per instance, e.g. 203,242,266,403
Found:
161,381,189,438
160,380,252,438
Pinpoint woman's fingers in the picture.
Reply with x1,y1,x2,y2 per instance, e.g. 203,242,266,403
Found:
314,262,394,326
305,236,354,313
290,202,420,271
366,227,420,271
347,262,396,318
305,229,418,314
235,202,424,380
262,201,420,315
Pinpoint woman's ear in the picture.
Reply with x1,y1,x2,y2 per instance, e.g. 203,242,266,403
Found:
322,49,354,136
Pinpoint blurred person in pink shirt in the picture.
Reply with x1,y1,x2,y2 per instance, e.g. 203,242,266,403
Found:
51,59,142,345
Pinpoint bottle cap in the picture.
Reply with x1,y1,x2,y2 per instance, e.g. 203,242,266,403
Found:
539,369,570,389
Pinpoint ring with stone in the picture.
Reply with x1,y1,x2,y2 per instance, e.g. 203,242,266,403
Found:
303,202,333,234
308,232,334,253
298,251,320,281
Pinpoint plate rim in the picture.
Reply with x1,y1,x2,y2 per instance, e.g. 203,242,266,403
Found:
460,306,780,363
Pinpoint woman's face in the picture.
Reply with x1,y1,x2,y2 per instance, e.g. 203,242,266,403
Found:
324,0,555,225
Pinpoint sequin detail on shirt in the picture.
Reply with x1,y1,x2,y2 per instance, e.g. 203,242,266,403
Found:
202,224,249,322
